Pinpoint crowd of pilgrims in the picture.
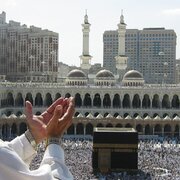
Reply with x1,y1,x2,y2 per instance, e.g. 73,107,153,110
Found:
30,136,180,180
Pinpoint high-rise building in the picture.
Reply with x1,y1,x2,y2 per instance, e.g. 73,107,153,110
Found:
0,11,58,82
103,23,176,84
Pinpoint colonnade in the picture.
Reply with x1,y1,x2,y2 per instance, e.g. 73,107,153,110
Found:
0,117,180,139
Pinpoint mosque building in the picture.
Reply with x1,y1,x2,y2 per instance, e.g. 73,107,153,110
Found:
0,13,180,139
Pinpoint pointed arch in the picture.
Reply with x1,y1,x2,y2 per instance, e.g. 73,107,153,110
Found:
113,94,121,108
104,112,109,117
35,111,41,115
86,123,93,135
65,93,71,98
94,112,99,117
136,124,143,134
115,124,123,128
25,93,33,105
125,123,132,128
76,123,84,135
83,93,92,107
2,124,10,139
133,113,139,118
142,94,150,108
174,125,179,137
132,94,140,108
162,94,170,108
16,111,22,116
164,124,171,136
152,94,160,108
93,93,101,107
55,93,61,101
15,93,24,106
114,113,119,117
106,123,113,127
45,93,53,107
74,112,80,117
19,122,27,135
11,123,17,137
67,124,74,135
123,94,130,108
7,92,14,106
35,93,43,106
145,124,151,135
172,95,180,108
103,94,111,108
75,93,82,107
154,124,162,135
96,123,104,127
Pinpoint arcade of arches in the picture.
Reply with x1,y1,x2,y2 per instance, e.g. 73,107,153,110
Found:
1,92,180,110
0,116,180,139
1,90,180,139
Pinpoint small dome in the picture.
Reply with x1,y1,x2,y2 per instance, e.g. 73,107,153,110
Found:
122,69,144,86
96,69,114,78
123,70,143,79
67,69,86,78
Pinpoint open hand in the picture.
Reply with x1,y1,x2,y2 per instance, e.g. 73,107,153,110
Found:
25,97,71,144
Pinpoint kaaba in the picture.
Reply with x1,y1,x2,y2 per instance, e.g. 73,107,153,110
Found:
92,127,138,173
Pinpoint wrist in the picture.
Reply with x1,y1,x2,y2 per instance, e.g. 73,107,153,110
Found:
25,129,37,151
46,137,61,148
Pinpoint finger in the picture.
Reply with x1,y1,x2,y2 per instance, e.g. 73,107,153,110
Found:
57,118,72,136
46,97,64,114
47,105,63,127
25,101,33,122
53,105,63,122
59,100,75,123
63,97,74,113
65,118,73,130
62,98,69,113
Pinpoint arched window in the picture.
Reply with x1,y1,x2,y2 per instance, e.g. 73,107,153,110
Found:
83,93,92,107
132,94,140,108
103,94,111,108
86,123,93,135
75,93,82,107
142,94,150,108
93,94,101,107
35,93,43,106
45,93,53,107
123,94,130,108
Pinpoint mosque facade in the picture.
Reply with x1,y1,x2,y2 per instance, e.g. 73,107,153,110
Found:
0,13,180,139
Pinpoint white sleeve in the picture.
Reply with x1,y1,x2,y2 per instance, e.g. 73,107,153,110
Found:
0,138,73,180
41,144,73,180
8,134,37,164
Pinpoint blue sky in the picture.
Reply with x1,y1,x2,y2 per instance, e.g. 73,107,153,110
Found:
0,0,180,66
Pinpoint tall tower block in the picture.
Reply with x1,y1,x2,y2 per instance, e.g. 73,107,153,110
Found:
80,12,92,70
115,11,128,80
0,11,6,24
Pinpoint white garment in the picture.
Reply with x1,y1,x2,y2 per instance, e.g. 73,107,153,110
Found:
0,135,73,180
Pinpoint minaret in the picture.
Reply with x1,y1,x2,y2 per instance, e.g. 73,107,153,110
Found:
80,11,92,70
115,10,128,80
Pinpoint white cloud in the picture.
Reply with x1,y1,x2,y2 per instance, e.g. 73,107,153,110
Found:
162,8,180,15
0,0,17,7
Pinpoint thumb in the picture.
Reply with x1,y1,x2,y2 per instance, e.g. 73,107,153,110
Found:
25,101,33,122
